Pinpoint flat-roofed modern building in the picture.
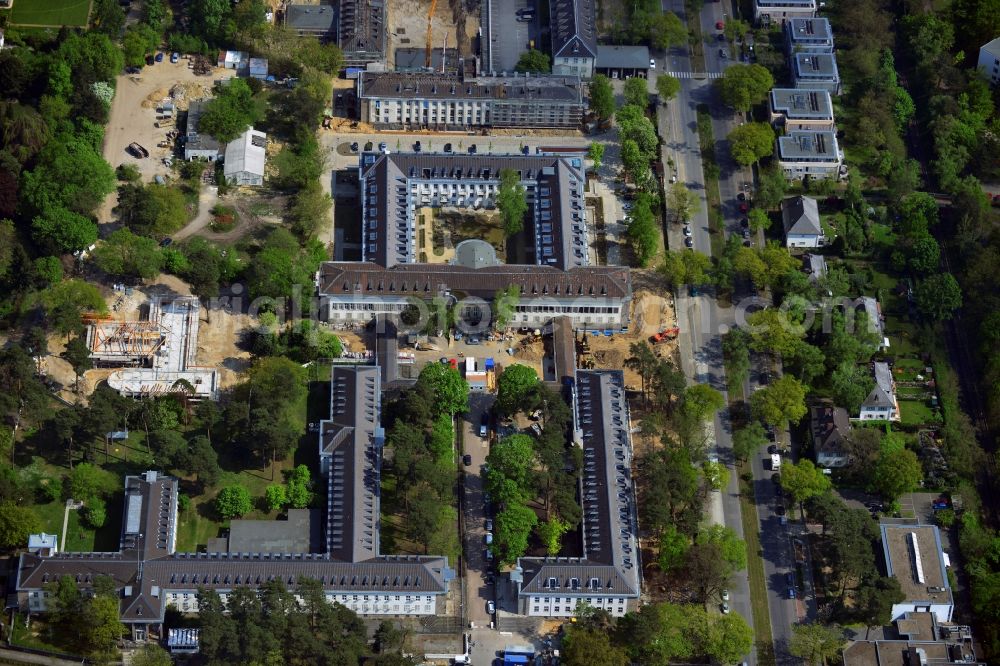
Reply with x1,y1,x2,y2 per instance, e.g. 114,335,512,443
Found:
357,72,585,130
880,524,954,624
792,52,841,94
777,130,843,180
770,88,835,131
514,369,641,617
843,612,984,666
754,0,816,24
550,0,598,78
15,367,455,639
318,151,632,331
786,17,834,53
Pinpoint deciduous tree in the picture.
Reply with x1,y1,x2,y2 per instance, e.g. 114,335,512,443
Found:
623,78,649,108
789,623,846,666
215,485,252,519
717,64,774,112
496,364,539,415
656,74,681,101
751,375,808,426
729,122,776,165
497,168,528,235
589,75,615,120
515,49,551,73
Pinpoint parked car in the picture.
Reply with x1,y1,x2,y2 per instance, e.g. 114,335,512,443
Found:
767,444,778,454
684,237,694,248
737,192,747,201
742,229,751,239
485,549,493,562
719,49,729,59
771,473,781,485
413,141,422,152
716,20,725,29
350,142,359,152
155,52,164,62
775,504,786,516
739,202,749,213
683,225,692,237
480,413,489,437
170,52,180,63
788,587,796,599
463,454,472,466
721,590,730,601
444,143,453,153
127,142,149,158
469,144,478,154
485,518,493,531
721,602,730,614
485,532,493,545
125,65,141,74
932,497,951,510
487,600,496,614
378,142,387,152
741,217,749,228
159,237,173,247
468,336,480,345
649,58,656,69
786,572,795,586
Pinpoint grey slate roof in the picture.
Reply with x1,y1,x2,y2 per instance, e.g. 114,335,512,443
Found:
518,370,640,600
782,196,822,237
811,403,850,461
862,361,896,409
803,253,827,281
358,72,584,103
318,262,632,301
860,296,885,340
550,0,597,59
358,151,589,270
285,3,337,32
595,45,651,70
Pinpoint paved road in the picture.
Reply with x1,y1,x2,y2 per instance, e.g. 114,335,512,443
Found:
462,394,496,629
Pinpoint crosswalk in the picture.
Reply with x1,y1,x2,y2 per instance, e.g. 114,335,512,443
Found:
665,71,724,80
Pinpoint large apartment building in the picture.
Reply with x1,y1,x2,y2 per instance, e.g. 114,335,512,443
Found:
15,367,454,639
515,369,641,617
357,72,585,130
318,151,632,331
792,52,841,94
549,0,598,79
785,17,834,54
284,0,385,67
753,0,816,25
769,88,835,131
777,130,844,180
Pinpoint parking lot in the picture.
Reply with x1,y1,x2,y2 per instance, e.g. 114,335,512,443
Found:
485,0,538,73
97,59,236,224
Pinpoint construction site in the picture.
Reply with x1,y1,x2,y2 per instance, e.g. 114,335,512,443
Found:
85,296,219,400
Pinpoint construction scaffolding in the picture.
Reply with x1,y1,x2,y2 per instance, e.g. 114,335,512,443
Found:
87,296,219,400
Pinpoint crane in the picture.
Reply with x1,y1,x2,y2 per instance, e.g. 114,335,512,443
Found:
425,0,437,67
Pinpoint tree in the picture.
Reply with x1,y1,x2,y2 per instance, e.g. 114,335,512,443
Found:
830,361,875,413
854,576,905,629
215,485,253,519
497,364,539,415
264,484,287,511
199,78,260,143
751,375,808,426
656,74,681,101
623,78,649,108
704,613,754,665
718,64,774,112
294,39,344,75
485,434,536,501
515,49,551,73
685,542,736,601
61,335,93,391
681,384,725,424
649,11,687,49
494,503,538,565
789,623,846,666
729,122,776,165
185,435,221,487
130,644,173,666
698,525,747,572
723,18,751,42
42,279,106,336
91,0,126,37
587,143,605,170
625,342,659,403
666,182,699,223
656,524,690,573
31,207,98,254
618,602,697,663
732,423,767,462
627,202,660,266
589,75,615,120
914,272,962,321
621,139,650,185
870,447,922,501
416,362,469,416
285,464,313,509
66,463,116,503
0,501,41,548
562,625,628,666
497,168,528,235
92,229,163,279
781,459,833,506
82,594,126,659
756,165,788,210
83,497,107,528
748,207,771,232
535,517,569,555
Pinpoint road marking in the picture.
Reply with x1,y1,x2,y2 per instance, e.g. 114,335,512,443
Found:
666,71,723,79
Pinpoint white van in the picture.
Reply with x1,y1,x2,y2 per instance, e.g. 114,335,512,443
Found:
770,453,781,470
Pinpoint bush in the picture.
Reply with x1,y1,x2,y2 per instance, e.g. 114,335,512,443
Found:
83,497,107,528
215,485,252,519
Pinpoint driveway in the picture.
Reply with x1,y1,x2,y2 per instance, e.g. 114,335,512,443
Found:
171,185,219,241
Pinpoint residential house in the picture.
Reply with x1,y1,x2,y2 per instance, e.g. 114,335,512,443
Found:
781,195,824,248
549,0,598,79
514,370,641,617
859,296,889,350
753,0,816,25
802,253,827,283
858,361,899,421
879,524,954,623
223,127,267,186
811,402,851,467
792,52,841,94
356,71,585,130
785,17,834,54
977,37,1000,86
183,100,222,161
248,57,269,80
769,88,835,131
777,130,844,180
594,45,651,80
843,612,983,666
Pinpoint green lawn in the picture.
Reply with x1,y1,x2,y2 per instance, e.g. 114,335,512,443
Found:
899,399,937,426
63,509,96,552
5,0,91,26
8,613,65,654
